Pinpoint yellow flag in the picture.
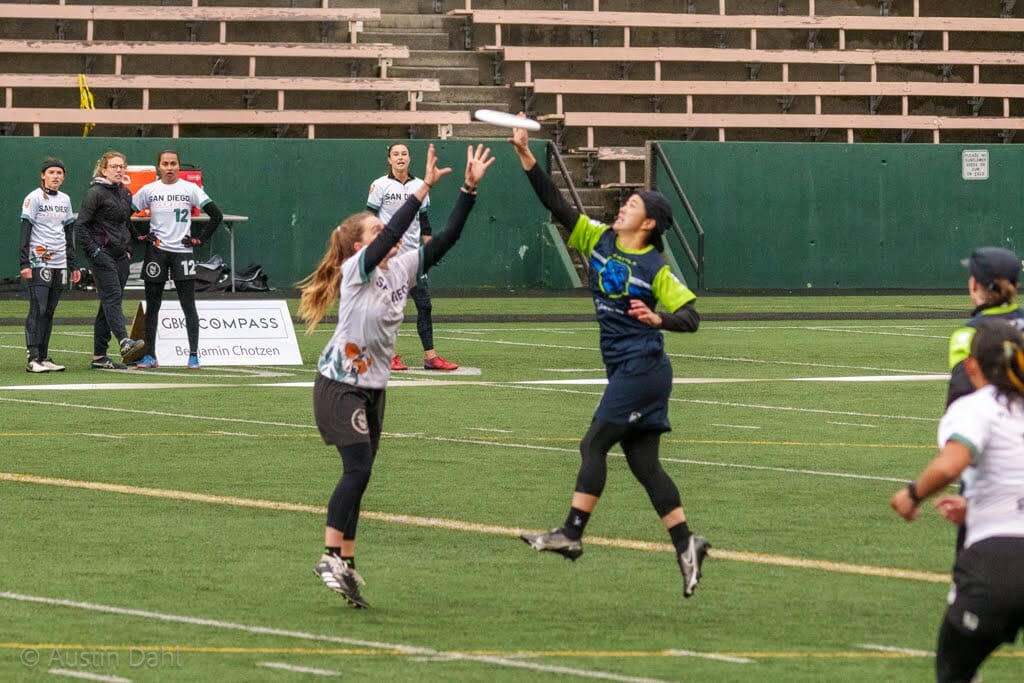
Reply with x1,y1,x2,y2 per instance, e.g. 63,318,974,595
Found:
77,74,95,137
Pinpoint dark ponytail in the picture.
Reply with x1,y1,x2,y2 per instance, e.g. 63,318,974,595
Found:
971,319,1024,405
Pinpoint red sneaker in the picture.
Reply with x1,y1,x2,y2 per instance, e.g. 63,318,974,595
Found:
390,354,409,371
424,355,459,371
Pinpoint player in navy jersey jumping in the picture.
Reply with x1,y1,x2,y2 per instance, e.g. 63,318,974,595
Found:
297,143,495,608
19,158,81,372
367,143,459,372
509,117,711,599
131,149,223,370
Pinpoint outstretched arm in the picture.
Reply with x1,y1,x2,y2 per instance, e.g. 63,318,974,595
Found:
508,114,579,229
422,144,496,272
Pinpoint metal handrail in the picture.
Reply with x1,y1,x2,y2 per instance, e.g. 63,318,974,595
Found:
651,142,705,290
547,142,586,214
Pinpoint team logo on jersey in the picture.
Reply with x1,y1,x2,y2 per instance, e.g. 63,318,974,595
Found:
368,183,376,194
342,342,371,383
145,262,163,279
350,408,369,435
23,198,30,209
596,258,631,298
38,267,52,283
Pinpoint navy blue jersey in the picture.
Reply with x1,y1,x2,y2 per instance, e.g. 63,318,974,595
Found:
568,215,695,365
946,302,1024,406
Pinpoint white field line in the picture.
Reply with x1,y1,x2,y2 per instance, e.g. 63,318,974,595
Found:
258,661,341,676
76,433,125,440
0,395,927,484
0,473,950,584
665,649,753,664
857,644,933,657
827,421,877,428
710,423,761,430
47,669,131,683
0,592,670,683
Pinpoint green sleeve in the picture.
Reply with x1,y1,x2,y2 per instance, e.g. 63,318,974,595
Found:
652,266,696,311
948,327,975,371
566,214,606,258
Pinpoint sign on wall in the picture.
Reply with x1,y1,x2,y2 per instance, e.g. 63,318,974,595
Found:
130,299,303,366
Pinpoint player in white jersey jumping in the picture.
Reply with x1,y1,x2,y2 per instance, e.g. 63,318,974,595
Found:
892,319,1024,682
366,142,459,372
131,149,223,370
19,158,81,372
297,143,494,608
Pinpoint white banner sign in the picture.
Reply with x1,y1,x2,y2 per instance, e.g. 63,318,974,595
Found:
132,299,303,366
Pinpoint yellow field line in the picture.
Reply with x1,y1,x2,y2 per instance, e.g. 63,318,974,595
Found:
1,471,948,584
1,643,1019,660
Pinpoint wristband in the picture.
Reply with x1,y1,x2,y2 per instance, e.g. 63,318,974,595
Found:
906,481,922,506
461,183,477,194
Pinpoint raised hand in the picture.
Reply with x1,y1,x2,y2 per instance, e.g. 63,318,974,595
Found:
464,144,496,187
508,112,531,153
421,142,453,189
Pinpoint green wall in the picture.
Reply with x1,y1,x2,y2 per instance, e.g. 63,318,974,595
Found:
657,142,1024,290
1,137,563,290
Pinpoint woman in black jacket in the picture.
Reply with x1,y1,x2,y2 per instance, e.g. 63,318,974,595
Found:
74,150,145,369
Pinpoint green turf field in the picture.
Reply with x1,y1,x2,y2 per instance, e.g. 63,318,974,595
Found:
1,293,1021,681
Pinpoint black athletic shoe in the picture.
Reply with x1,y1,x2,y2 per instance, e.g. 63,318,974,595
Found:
314,554,369,609
677,535,710,598
91,356,127,370
119,338,145,364
520,528,584,561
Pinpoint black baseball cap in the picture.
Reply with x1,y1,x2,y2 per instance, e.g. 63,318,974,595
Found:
637,190,672,252
961,246,1021,287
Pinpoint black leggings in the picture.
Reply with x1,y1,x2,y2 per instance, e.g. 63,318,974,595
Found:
326,441,377,540
144,279,198,355
25,279,63,359
936,618,1003,683
575,419,683,517
410,275,433,351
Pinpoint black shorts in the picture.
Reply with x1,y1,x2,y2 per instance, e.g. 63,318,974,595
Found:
595,352,673,432
143,246,198,283
313,373,385,447
945,536,1024,643
27,267,65,289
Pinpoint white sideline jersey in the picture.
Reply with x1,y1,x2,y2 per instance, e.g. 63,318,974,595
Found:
132,179,211,254
939,383,1024,548
317,246,422,389
21,188,74,269
366,174,430,255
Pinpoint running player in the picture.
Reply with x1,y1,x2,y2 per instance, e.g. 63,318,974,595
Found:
19,158,81,372
298,143,494,608
366,142,459,372
131,149,223,370
508,117,711,599
891,319,1024,683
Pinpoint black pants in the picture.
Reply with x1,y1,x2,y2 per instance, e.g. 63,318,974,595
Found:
144,279,199,356
24,267,65,360
88,251,131,356
410,275,433,351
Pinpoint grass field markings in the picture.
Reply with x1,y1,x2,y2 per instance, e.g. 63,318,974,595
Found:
258,661,341,676
0,382,237,392
0,644,382,656
77,433,125,440
47,669,132,682
542,368,606,373
856,644,932,657
0,473,949,583
675,398,939,423
709,423,761,430
209,431,258,438
0,593,673,683
792,375,946,383
465,427,515,433
664,649,753,664
827,421,878,428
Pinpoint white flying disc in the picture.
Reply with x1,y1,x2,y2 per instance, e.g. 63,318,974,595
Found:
473,109,541,131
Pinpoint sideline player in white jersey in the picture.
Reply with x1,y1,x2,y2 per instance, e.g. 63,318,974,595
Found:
366,142,459,372
892,319,1024,682
19,158,81,372
131,149,223,369
297,143,494,608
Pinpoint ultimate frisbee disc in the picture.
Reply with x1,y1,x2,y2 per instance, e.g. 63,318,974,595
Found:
473,109,541,131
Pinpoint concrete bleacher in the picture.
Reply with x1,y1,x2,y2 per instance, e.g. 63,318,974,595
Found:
0,2,467,138
452,1,1024,146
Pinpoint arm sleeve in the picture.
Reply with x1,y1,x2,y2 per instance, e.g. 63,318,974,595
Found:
421,191,475,273
198,201,223,241
74,188,100,256
659,301,700,333
946,362,975,408
525,164,579,229
19,218,32,269
64,222,77,269
362,194,424,272
418,208,432,237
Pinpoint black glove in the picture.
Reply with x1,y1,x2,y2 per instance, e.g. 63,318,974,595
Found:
181,234,202,248
145,233,162,248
